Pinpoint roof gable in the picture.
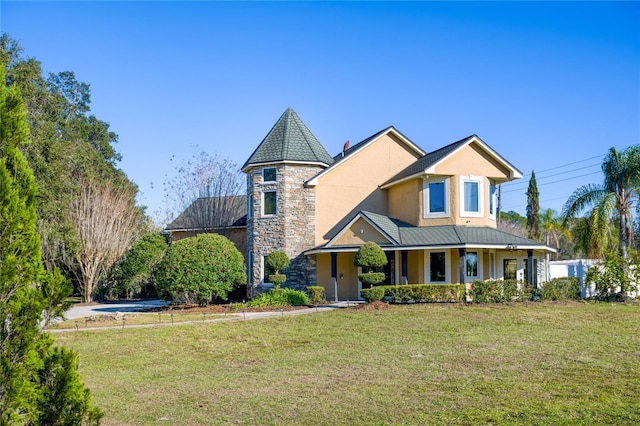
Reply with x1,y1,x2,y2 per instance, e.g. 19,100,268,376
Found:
306,126,426,187
381,135,523,188
242,108,334,171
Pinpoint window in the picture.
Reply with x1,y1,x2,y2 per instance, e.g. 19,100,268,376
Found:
247,194,253,219
460,176,482,217
489,253,495,279
489,182,496,218
262,167,276,182
503,259,517,280
423,177,449,218
262,191,277,216
430,252,446,282
466,251,478,278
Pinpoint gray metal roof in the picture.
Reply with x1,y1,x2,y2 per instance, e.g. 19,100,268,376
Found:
242,108,334,170
340,211,552,250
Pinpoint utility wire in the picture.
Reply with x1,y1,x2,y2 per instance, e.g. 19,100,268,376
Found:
508,154,605,180
501,170,602,193
501,162,601,191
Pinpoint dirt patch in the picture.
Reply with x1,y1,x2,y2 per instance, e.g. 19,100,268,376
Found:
139,303,309,315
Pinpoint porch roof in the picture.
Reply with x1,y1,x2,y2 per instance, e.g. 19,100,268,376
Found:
305,211,556,254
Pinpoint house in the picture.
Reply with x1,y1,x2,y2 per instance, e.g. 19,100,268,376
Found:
242,108,556,300
165,195,248,256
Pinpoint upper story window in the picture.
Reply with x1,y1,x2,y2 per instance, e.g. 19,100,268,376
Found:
262,191,277,216
247,194,253,219
460,176,483,217
489,181,496,219
262,167,276,182
423,177,449,218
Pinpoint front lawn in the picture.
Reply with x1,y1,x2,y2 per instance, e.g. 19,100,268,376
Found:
54,302,640,425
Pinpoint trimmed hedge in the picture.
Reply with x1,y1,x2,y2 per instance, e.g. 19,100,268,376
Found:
360,286,385,303
469,279,532,303
247,288,310,307
538,277,579,301
306,286,326,305
378,284,465,303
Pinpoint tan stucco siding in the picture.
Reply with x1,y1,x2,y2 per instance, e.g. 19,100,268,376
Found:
388,179,421,226
414,143,514,228
314,134,422,245
332,217,392,245
407,250,423,283
316,252,360,300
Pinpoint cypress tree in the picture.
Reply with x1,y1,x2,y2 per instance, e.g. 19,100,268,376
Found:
0,65,102,424
526,170,540,241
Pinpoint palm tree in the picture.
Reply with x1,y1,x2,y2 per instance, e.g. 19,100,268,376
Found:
562,145,640,259
540,208,571,280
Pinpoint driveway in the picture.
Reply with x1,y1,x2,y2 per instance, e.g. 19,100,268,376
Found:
62,299,170,320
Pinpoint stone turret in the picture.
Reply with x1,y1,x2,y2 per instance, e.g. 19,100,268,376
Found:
242,108,333,298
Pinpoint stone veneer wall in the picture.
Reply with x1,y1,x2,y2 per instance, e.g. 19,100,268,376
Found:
246,163,324,298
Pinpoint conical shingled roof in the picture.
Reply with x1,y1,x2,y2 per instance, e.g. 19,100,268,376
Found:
241,108,334,171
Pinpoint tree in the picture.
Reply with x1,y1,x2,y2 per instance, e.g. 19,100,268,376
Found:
154,234,246,305
562,145,640,258
0,65,101,424
498,210,527,237
354,242,387,287
540,208,572,280
526,170,540,241
1,34,133,276
163,150,245,232
104,233,168,299
68,179,144,302
265,250,290,289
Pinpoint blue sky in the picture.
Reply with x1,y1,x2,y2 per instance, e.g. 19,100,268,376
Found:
2,1,639,223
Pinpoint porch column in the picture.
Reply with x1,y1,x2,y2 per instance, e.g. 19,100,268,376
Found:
331,252,338,302
459,248,466,284
527,249,535,293
401,251,408,284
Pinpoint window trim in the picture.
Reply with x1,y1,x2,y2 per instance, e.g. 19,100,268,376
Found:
489,181,497,220
423,177,450,219
460,175,483,218
262,190,277,216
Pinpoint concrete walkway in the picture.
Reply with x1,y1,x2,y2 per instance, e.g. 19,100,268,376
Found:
48,299,359,333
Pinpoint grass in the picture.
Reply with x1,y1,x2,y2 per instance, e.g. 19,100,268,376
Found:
50,312,234,329
54,301,640,425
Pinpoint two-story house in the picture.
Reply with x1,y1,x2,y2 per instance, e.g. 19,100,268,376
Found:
242,108,555,300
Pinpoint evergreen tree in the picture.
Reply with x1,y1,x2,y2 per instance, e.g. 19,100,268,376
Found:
0,65,102,424
526,170,540,241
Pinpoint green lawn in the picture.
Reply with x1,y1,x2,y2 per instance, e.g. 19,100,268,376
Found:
54,302,640,425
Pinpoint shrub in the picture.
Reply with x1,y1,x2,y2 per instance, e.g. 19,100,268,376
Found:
354,242,387,287
105,233,168,299
360,286,385,303
248,288,309,307
306,286,325,305
380,284,464,303
539,277,580,301
266,250,290,289
154,234,246,305
586,251,639,301
470,279,532,303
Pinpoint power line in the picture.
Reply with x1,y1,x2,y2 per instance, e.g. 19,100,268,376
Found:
512,153,605,180
501,162,601,191
501,171,602,194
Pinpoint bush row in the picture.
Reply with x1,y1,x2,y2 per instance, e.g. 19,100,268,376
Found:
247,288,310,307
538,277,580,301
361,284,465,303
469,279,531,303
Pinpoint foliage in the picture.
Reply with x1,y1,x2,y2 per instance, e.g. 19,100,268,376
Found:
585,251,640,301
526,170,540,241
380,284,465,303
247,288,309,307
354,242,387,287
469,279,532,303
562,145,640,258
154,233,246,305
538,277,580,301
104,233,168,299
360,286,385,303
358,272,386,287
266,250,290,289
1,34,137,277
0,64,101,423
540,208,572,259
498,210,527,237
306,286,325,305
